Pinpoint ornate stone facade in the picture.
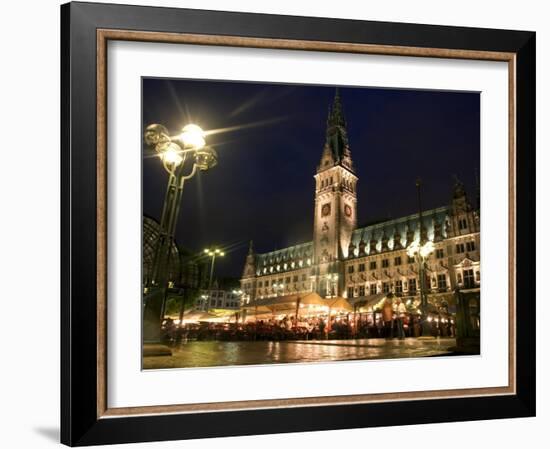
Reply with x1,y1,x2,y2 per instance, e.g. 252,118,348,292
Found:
240,90,480,305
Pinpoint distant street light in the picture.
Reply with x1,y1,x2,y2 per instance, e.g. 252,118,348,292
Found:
204,248,224,312
204,248,225,288
143,123,218,343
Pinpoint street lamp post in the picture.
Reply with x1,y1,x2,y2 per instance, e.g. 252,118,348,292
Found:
407,240,435,337
416,178,426,244
204,248,225,289
200,294,209,311
143,123,218,343
232,289,244,323
204,248,225,312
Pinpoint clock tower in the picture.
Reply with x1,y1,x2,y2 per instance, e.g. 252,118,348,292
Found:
313,89,358,297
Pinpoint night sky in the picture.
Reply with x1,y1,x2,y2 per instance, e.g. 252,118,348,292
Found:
142,79,480,279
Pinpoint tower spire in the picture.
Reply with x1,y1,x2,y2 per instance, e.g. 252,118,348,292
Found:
319,88,354,173
329,87,345,128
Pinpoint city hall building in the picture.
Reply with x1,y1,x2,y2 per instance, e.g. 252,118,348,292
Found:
240,90,480,310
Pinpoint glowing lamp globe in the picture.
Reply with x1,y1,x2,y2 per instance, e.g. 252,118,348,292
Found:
179,124,205,150
407,241,420,258
195,146,218,171
161,142,184,166
419,241,435,258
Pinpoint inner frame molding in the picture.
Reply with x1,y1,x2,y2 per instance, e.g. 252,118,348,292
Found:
96,28,516,419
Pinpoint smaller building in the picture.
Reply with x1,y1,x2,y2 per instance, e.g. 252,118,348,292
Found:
195,281,242,312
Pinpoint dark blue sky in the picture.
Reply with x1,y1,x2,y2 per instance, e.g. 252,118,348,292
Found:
142,78,479,279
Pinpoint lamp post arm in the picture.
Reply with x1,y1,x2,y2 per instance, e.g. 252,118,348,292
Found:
180,163,198,185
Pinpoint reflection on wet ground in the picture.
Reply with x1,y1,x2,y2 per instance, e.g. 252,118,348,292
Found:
143,338,461,369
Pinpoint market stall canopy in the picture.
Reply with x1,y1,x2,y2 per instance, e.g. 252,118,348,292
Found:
179,311,219,322
348,293,386,311
242,292,352,314
243,292,321,312
323,296,353,312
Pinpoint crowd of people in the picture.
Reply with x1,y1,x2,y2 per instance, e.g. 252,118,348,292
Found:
160,296,455,346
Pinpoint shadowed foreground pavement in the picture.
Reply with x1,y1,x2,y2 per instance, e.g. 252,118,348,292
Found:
143,337,463,369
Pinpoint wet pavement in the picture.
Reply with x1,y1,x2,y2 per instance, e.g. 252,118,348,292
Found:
143,337,460,369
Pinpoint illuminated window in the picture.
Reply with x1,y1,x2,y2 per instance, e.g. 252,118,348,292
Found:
395,280,403,294
437,274,447,290
408,278,417,294
463,269,475,288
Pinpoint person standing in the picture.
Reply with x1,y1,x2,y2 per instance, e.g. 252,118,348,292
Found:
395,298,407,339
319,318,326,339
382,296,394,339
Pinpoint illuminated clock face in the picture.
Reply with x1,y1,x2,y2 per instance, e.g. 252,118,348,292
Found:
321,203,331,216
344,204,352,217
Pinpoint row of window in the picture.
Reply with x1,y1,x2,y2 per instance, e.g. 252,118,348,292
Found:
196,299,240,308
257,274,309,288
346,268,479,298
347,256,412,273
257,285,310,295
456,241,476,254
206,290,240,299
347,278,420,298
346,241,477,274
260,258,312,274
320,177,334,189
319,176,356,191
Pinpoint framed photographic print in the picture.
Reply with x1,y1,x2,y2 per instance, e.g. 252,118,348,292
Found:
61,1,536,446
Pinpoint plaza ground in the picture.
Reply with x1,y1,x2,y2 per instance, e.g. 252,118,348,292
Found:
143,337,466,369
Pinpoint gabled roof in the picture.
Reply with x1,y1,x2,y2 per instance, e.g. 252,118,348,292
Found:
349,206,449,255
